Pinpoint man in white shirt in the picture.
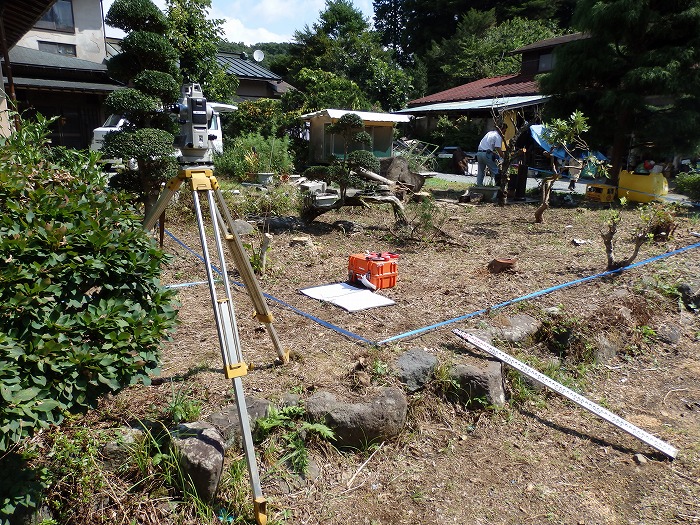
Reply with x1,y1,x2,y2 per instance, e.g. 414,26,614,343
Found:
476,124,505,185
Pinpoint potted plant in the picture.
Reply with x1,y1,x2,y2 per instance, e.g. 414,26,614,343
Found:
243,148,274,185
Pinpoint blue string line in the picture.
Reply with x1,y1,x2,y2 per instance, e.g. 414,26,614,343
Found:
163,229,375,344
377,241,700,345
162,228,700,348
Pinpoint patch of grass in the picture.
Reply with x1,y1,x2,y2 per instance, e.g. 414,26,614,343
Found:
505,352,591,408
423,177,471,192
164,382,203,424
369,358,390,381
254,405,335,476
635,324,657,343
411,488,426,502
534,315,591,362
42,427,107,520
216,457,252,521
431,362,459,396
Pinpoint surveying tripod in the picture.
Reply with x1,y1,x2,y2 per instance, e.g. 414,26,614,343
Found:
144,164,286,525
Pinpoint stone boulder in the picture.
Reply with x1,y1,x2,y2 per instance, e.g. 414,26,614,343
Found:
493,314,541,343
170,422,225,501
379,156,425,192
379,156,409,182
206,397,271,450
306,387,407,448
393,348,438,392
449,362,505,408
100,426,146,471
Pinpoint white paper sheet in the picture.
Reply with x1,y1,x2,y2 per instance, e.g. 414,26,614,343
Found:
300,282,395,312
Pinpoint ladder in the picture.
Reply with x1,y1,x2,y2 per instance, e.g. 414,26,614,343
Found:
144,166,278,525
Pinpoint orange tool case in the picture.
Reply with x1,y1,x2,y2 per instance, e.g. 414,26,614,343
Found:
348,252,399,290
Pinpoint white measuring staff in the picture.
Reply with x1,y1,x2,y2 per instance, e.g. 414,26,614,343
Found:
453,329,678,459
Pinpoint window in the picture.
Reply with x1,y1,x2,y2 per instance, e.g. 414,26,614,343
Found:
538,52,555,72
38,41,77,57
35,0,75,32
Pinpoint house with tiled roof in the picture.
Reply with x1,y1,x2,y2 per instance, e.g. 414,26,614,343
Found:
0,0,56,134
106,44,293,103
1,4,294,147
399,33,587,129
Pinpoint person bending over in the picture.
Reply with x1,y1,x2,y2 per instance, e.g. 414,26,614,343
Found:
476,124,505,185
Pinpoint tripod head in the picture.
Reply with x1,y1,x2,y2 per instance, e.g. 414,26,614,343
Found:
172,83,216,165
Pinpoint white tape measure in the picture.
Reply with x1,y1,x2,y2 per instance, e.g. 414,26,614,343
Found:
453,329,678,459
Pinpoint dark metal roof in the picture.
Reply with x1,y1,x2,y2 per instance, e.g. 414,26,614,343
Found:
13,76,121,93
216,52,281,81
3,47,122,94
0,0,55,49
8,46,108,71
510,32,588,54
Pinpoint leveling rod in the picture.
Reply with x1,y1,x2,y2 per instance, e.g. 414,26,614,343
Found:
452,329,678,459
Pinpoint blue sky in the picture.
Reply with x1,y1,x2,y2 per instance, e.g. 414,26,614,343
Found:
102,0,375,45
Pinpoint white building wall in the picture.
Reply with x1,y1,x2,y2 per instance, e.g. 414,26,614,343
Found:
16,0,107,63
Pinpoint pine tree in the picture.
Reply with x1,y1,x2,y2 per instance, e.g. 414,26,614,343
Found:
539,0,700,176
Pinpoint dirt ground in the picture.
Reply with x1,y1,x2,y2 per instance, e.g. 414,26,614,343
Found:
105,189,700,525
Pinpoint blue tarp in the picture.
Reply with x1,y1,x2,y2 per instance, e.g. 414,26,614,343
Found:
530,124,607,162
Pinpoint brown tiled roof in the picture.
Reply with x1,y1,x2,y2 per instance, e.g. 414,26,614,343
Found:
408,74,539,107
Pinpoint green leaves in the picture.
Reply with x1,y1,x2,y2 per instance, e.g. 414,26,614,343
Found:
0,116,180,453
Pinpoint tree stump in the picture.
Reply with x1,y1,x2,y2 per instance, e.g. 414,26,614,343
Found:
488,258,518,273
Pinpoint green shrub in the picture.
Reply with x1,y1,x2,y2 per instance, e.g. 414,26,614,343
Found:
220,183,303,218
0,114,179,453
105,0,169,33
105,87,160,115
347,149,380,174
222,98,287,139
214,133,293,181
429,115,482,150
121,31,179,72
675,171,700,201
133,70,180,104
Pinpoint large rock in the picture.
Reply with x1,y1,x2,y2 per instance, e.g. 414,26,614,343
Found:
449,362,505,408
379,156,409,181
206,397,271,450
306,387,407,448
379,156,425,192
393,348,438,392
100,426,146,471
493,314,541,343
170,422,225,501
593,333,620,364
656,322,682,345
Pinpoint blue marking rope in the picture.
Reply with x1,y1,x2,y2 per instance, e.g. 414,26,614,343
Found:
377,241,700,345
162,228,700,347
163,229,375,344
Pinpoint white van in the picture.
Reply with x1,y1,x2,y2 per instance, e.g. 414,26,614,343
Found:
90,102,237,169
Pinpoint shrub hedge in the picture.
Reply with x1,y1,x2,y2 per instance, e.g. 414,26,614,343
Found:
675,171,700,201
0,115,179,453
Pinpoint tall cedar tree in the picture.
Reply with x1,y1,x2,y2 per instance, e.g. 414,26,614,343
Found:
538,0,700,177
373,0,576,68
